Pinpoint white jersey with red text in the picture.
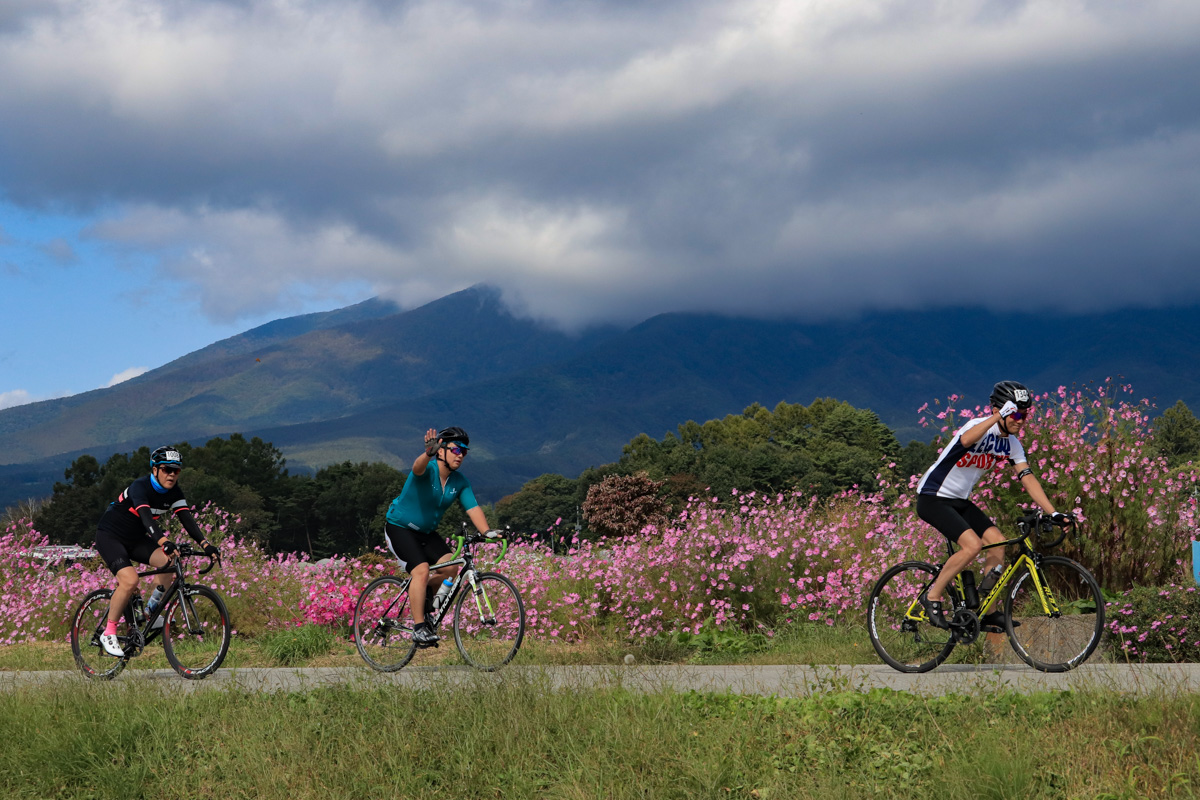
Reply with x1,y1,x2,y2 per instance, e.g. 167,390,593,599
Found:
916,417,1027,500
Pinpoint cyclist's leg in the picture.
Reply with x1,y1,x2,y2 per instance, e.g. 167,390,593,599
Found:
94,531,140,625
385,524,433,625
146,544,171,593
977,525,1006,615
917,495,981,604
927,530,981,603
422,533,457,597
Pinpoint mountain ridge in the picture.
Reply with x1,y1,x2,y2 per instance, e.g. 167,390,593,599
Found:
1,290,1197,507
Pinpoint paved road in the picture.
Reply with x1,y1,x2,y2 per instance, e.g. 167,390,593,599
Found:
4,663,1200,696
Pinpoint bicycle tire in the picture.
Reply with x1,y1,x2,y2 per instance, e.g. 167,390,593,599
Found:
867,561,957,673
354,576,419,671
162,585,232,679
1004,555,1105,672
452,572,525,671
70,589,130,680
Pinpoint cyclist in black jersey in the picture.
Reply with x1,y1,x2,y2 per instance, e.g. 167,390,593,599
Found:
915,382,1071,630
93,446,219,656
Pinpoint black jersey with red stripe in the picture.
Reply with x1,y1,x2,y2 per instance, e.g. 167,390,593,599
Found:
97,474,192,540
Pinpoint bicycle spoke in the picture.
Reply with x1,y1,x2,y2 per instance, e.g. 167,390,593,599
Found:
163,586,231,679
452,573,525,671
867,562,956,673
1005,556,1105,672
70,589,129,680
354,577,419,671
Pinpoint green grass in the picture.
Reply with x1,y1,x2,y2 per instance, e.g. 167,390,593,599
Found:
1,678,1198,798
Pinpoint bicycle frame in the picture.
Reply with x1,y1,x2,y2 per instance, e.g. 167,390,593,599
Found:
909,513,1068,626
118,548,218,654
378,532,509,631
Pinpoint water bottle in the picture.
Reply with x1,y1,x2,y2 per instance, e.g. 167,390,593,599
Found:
960,570,979,610
978,564,1004,597
132,595,147,624
432,579,454,613
145,586,165,616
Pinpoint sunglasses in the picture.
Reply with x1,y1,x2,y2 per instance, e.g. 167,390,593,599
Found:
1008,409,1030,422
447,445,467,457
158,466,181,475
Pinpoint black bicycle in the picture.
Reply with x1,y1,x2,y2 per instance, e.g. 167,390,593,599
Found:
354,528,525,672
867,511,1105,673
70,543,231,680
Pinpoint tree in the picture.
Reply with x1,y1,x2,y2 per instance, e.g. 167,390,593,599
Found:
495,473,578,535
1153,400,1200,468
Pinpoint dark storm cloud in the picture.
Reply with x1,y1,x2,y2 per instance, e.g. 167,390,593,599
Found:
1,0,1198,326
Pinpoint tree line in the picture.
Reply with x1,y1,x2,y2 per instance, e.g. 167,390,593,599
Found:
29,398,1200,558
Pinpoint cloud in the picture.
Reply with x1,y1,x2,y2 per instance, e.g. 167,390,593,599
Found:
40,237,78,265
105,366,148,387
2,0,1199,327
0,389,32,410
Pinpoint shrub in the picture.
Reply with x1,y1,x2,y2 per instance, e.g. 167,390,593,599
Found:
582,472,670,538
1107,583,1200,663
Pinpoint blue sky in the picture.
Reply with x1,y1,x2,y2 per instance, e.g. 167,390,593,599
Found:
2,0,1200,409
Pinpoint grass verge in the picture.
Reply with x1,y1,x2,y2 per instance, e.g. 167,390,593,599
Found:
1,678,1197,799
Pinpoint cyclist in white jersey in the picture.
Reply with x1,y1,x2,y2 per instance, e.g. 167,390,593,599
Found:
915,381,1071,629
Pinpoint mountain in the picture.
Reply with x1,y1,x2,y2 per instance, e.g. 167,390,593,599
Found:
2,289,1198,508
0,286,618,465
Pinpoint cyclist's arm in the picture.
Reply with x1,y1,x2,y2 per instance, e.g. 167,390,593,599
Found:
411,427,439,475
465,505,491,534
1014,461,1057,515
135,506,169,545
174,507,214,549
960,414,1001,448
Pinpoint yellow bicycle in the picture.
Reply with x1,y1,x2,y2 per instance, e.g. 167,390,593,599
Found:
867,511,1105,673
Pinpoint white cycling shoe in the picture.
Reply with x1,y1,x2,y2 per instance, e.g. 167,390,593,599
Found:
99,633,125,657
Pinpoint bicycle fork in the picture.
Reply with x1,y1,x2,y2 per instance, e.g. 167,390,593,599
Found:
462,570,498,625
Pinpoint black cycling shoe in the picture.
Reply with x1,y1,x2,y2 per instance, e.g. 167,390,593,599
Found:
412,623,439,648
980,611,1019,633
920,593,949,630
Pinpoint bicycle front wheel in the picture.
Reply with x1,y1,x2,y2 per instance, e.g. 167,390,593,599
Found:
354,576,418,672
1005,556,1105,672
867,561,956,673
162,586,232,679
452,572,525,671
70,589,129,680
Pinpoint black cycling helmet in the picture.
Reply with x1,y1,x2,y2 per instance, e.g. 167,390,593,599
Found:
990,381,1033,410
437,426,470,449
150,445,183,470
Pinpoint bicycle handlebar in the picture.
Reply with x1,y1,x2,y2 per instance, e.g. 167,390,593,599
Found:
453,526,511,562
1018,510,1077,549
139,543,219,577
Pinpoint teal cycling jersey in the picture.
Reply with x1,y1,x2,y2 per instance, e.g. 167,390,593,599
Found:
385,460,478,534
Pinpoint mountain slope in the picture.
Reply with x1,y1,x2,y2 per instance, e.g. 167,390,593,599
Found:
0,286,619,464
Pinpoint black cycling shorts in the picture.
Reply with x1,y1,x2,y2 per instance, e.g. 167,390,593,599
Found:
385,522,451,573
916,494,996,543
94,528,159,575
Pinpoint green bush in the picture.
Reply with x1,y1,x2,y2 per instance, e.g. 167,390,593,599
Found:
1107,582,1200,662
259,624,338,666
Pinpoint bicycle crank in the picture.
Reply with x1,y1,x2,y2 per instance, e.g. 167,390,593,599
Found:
949,608,980,645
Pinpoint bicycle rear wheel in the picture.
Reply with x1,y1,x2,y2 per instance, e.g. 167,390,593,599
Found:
354,576,419,671
70,589,129,680
452,572,525,671
867,561,956,673
162,586,232,679
1004,556,1105,672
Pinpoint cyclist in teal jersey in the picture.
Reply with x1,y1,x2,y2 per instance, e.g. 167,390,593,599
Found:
384,426,492,646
